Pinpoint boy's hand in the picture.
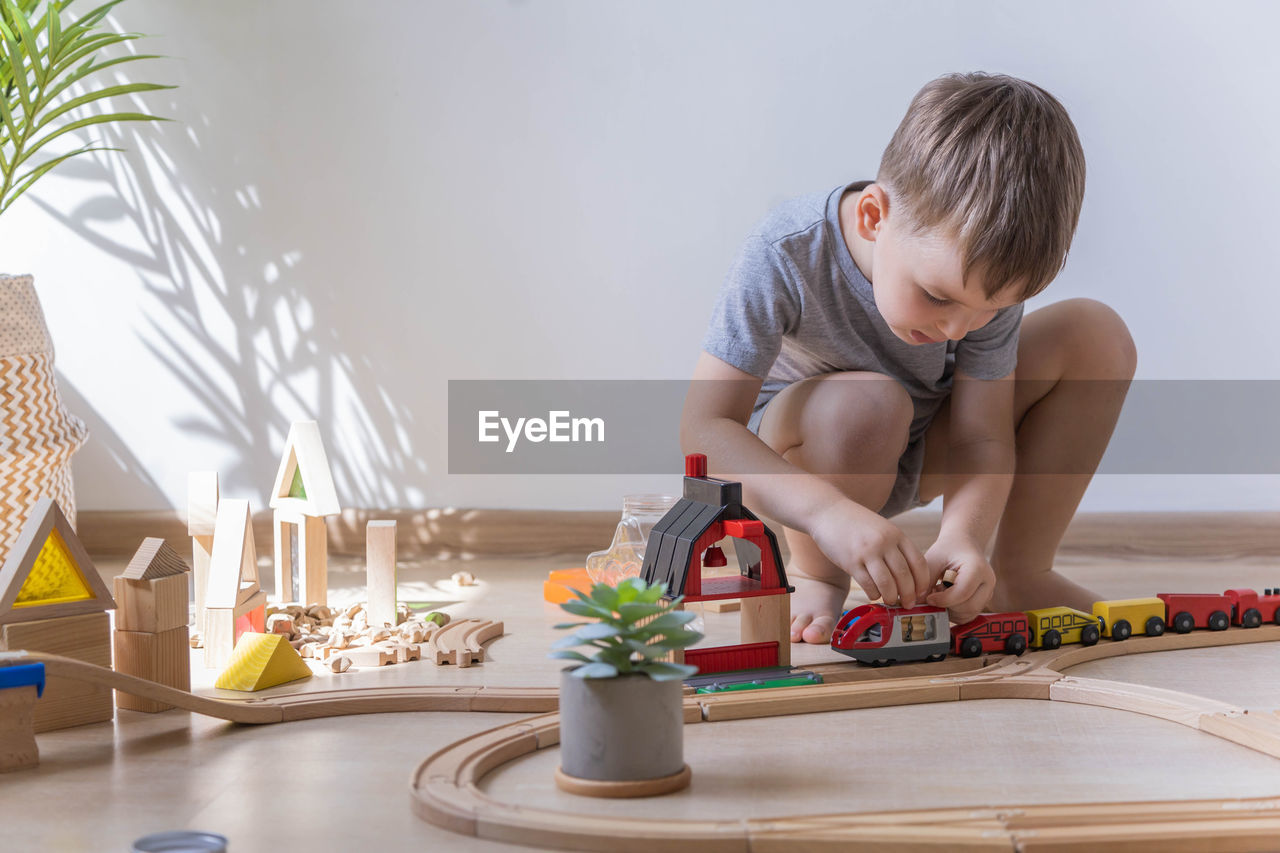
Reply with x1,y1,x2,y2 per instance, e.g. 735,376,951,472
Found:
810,501,933,608
923,536,996,624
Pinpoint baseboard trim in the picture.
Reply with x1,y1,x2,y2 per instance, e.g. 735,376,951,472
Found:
76,508,1280,562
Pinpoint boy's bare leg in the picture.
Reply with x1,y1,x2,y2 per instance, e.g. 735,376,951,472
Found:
754,373,912,644
919,298,1137,614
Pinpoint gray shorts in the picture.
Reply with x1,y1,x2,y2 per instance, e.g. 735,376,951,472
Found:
748,397,931,519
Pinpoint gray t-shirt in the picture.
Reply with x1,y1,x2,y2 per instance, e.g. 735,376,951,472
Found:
703,181,1023,446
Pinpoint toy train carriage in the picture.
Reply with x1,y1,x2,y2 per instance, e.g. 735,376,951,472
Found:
1157,593,1233,633
1024,606,1102,650
950,612,1030,657
1091,597,1166,640
831,604,950,666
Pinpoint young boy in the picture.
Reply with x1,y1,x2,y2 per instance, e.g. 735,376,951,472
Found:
683,72,1137,643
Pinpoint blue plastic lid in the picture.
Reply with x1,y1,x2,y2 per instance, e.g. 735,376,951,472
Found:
132,831,228,852
0,661,44,697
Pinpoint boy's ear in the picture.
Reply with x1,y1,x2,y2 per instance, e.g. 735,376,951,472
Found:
854,183,890,242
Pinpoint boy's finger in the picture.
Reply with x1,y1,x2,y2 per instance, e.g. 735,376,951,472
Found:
882,549,917,608
864,558,901,607
898,541,932,599
848,564,881,604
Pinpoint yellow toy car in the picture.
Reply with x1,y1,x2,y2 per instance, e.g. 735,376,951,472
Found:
1024,606,1102,649
1091,597,1166,640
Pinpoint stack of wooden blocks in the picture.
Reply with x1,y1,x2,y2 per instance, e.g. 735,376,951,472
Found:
113,538,191,713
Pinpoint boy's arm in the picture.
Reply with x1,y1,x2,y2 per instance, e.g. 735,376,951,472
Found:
925,369,1016,620
936,368,1017,548
681,351,849,529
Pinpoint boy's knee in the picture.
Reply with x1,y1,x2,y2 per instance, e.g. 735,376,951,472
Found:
1059,298,1137,379
800,372,913,471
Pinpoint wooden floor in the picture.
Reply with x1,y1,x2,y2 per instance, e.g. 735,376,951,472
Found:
5,546,1280,852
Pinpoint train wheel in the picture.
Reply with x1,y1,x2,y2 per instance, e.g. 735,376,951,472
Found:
1208,611,1229,631
870,659,891,667
960,637,983,658
926,653,946,663
1006,633,1027,656
1145,616,1166,636
1242,609,1262,629
1042,630,1061,650
1111,620,1132,641
1173,612,1195,633
1080,624,1100,646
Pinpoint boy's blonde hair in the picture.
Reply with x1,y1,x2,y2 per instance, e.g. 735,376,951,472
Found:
878,72,1086,300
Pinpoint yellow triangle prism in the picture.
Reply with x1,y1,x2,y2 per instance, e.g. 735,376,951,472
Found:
14,528,93,607
214,632,313,692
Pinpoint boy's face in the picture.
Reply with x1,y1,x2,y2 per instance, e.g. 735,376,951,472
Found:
850,187,1022,345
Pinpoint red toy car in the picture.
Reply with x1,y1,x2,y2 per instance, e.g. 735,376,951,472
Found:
950,613,1031,657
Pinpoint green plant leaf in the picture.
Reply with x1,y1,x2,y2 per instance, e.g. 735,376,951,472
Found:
570,662,618,679
616,601,664,623
551,621,589,631
637,661,699,681
7,1,41,90
31,81,170,134
546,650,592,663
637,612,697,633
1,143,114,212
0,21,33,122
573,622,621,641
14,110,164,171
587,583,618,612
559,598,612,620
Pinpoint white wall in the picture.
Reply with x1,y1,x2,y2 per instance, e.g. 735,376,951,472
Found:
6,0,1278,512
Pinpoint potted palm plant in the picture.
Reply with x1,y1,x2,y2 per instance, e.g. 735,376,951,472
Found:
0,0,168,563
549,576,703,797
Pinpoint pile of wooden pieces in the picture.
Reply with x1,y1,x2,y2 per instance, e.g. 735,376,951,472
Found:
261,602,503,672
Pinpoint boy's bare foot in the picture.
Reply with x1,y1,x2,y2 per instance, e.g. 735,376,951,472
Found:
789,573,851,644
987,567,1099,614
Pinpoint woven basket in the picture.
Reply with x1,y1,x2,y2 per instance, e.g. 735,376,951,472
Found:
0,274,87,566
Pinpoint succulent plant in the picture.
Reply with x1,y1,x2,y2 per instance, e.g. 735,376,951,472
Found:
550,576,703,680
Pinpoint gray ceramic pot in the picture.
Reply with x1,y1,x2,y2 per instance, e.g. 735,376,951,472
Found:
558,669,683,781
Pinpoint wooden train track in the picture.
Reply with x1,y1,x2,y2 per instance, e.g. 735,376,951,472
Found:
12,625,1280,849
411,624,1280,851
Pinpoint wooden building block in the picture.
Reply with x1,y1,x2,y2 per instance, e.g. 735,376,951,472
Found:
366,520,397,628
343,646,395,667
188,472,219,641
0,683,39,772
702,599,741,613
0,612,112,732
113,574,189,633
204,590,267,671
0,497,116,626
113,627,191,713
214,632,311,692
741,592,790,667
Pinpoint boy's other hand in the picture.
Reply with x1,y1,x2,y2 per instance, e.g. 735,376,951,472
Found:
923,537,996,624
810,501,932,609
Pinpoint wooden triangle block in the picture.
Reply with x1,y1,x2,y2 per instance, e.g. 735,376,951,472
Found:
206,499,260,609
0,498,116,625
214,632,312,691
268,421,340,518
123,538,190,580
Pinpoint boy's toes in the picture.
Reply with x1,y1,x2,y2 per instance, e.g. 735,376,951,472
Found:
790,613,814,643
801,615,835,645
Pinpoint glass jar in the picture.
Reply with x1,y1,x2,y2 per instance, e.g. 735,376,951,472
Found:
585,494,679,586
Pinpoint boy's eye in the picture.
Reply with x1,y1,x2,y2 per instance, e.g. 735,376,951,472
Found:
922,290,951,306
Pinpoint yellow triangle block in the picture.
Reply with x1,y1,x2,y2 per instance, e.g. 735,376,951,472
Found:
215,632,312,692
14,529,93,608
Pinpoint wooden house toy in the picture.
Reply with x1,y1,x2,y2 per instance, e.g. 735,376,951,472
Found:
204,499,268,670
269,421,340,607
113,538,192,712
641,454,793,675
0,497,116,731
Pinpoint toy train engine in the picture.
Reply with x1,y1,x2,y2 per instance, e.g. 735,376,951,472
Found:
831,604,950,666
950,613,1031,657
1223,588,1280,628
